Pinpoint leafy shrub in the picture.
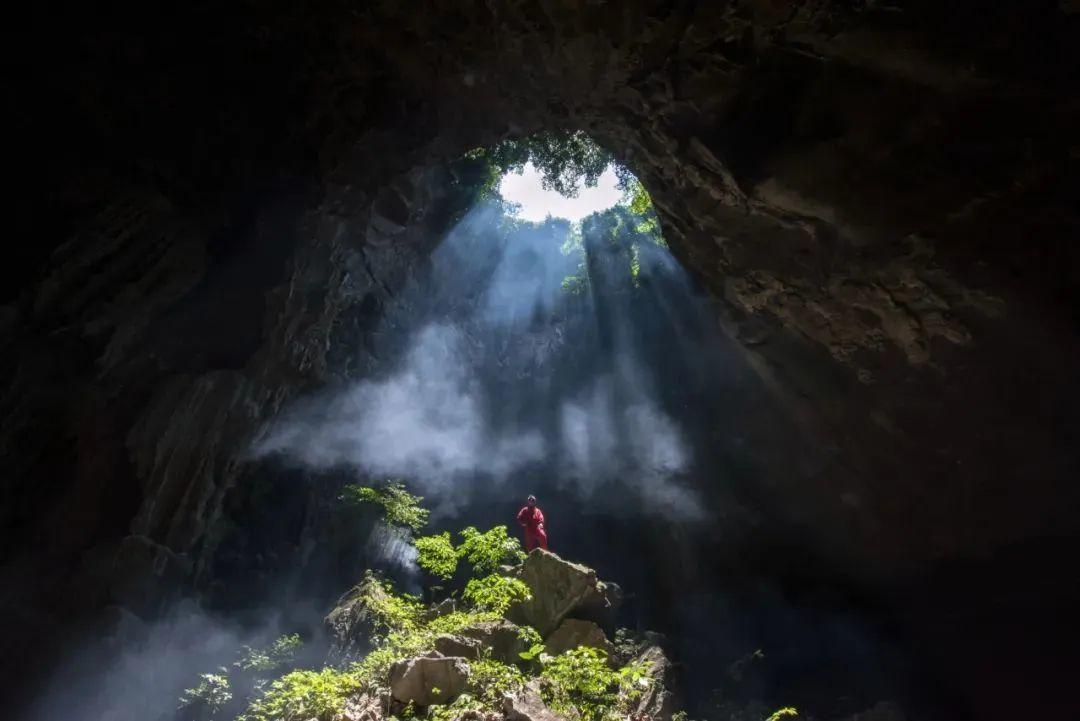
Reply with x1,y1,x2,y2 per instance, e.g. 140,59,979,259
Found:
483,131,627,198
469,658,526,705
236,634,302,672
414,532,458,580
426,610,502,636
361,577,424,633
240,669,361,721
539,648,652,721
180,673,232,712
341,482,429,532
457,526,525,574
463,574,531,614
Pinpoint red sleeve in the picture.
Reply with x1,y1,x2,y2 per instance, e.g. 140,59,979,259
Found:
534,509,545,526
516,507,528,527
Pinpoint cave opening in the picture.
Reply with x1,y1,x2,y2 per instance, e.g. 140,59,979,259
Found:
208,136,915,721
8,4,1080,721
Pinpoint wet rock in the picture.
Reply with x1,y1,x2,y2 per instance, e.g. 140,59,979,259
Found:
389,652,470,706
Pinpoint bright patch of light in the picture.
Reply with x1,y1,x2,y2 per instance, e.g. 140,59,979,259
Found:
499,162,622,222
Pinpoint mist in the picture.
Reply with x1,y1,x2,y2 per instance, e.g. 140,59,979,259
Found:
22,603,299,721
256,194,719,521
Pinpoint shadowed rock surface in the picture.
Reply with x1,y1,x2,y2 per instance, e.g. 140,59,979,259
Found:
4,2,1079,720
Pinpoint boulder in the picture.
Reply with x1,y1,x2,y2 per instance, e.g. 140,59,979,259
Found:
325,572,393,662
543,619,617,664
422,597,457,622
508,550,621,636
630,646,676,721
434,633,484,659
503,681,564,721
389,652,470,706
338,693,382,721
458,619,530,664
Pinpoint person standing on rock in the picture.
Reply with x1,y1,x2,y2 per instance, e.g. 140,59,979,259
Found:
516,494,548,551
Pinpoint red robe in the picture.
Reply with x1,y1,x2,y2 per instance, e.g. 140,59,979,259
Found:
516,505,548,551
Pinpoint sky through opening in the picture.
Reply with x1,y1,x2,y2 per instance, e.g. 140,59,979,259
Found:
498,162,622,222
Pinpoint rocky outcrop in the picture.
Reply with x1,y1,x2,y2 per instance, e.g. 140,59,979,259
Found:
389,653,470,707
325,572,392,662
543,619,616,664
630,645,676,721
434,634,484,660
503,682,564,721
508,550,621,636
458,620,530,665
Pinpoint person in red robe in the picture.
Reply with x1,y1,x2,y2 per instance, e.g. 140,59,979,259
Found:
516,494,548,551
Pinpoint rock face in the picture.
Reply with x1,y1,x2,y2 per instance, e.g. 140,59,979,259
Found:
4,3,1080,719
544,619,616,663
389,653,470,707
503,681,564,721
458,620,530,665
508,550,621,636
434,634,484,660
630,646,676,721
325,572,392,662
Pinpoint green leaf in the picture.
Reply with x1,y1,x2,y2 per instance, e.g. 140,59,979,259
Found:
341,482,429,532
413,532,458,580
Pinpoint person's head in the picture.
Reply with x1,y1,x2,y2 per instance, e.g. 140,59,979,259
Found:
527,494,537,507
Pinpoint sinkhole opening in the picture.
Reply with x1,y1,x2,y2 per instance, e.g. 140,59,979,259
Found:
497,161,623,222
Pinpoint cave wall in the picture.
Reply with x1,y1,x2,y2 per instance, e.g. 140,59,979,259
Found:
4,2,1079,719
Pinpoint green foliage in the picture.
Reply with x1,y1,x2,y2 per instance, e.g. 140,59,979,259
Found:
236,634,302,673
414,532,459,580
362,577,425,633
457,525,526,574
484,131,619,197
519,643,546,662
471,658,527,705
341,482,429,532
180,673,232,712
425,609,502,635
463,574,532,614
539,648,652,721
425,659,525,721
765,708,799,721
240,669,362,721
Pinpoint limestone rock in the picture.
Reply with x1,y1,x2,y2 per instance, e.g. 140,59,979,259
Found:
389,653,470,706
508,550,621,636
630,646,676,721
325,572,391,662
337,694,382,721
503,681,564,721
458,619,529,664
543,619,616,664
434,633,484,659
422,597,457,622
